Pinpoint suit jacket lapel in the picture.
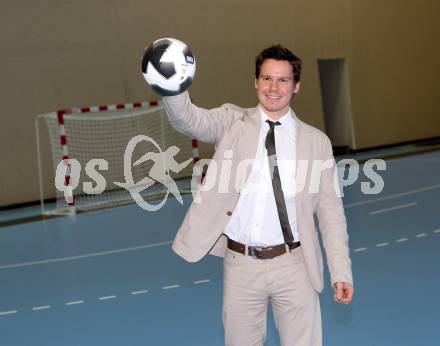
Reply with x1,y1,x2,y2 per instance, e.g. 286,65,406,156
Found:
239,106,261,183
293,112,307,216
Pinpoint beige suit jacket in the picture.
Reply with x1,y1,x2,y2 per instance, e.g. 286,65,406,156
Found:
162,91,353,293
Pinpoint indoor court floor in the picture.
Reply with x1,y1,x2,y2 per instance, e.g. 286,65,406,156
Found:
0,149,439,346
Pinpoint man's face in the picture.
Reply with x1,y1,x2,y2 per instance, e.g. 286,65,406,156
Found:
255,59,300,120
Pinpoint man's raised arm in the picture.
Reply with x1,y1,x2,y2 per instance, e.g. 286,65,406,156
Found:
162,91,237,145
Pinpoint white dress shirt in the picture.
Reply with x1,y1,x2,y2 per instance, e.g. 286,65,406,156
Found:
224,106,299,246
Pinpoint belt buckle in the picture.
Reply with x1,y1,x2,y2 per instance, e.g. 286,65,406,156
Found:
248,246,262,259
248,246,273,259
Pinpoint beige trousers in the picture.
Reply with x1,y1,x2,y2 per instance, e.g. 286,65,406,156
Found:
222,246,322,346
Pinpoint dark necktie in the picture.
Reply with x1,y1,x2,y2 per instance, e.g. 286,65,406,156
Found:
265,120,295,244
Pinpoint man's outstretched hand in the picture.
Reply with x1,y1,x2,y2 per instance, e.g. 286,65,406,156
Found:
333,282,354,304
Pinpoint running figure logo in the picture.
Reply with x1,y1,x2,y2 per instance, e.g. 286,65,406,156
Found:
115,135,192,211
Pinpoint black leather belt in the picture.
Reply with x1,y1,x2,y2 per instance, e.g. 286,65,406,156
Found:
227,238,301,260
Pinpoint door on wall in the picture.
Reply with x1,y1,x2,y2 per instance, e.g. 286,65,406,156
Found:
318,59,356,152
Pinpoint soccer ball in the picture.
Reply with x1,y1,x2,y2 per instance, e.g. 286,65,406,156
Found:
141,38,196,96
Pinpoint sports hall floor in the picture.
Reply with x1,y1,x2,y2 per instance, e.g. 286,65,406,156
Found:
0,147,439,346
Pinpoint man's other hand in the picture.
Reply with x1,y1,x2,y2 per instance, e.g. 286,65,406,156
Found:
333,282,354,304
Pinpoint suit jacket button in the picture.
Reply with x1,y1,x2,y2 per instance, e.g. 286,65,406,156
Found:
226,211,232,216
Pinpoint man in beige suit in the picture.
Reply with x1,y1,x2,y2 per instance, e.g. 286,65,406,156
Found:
162,45,353,346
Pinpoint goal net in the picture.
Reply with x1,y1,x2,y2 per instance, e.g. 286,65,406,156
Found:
36,101,199,215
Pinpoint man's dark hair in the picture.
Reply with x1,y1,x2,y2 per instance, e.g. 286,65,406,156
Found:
255,45,302,83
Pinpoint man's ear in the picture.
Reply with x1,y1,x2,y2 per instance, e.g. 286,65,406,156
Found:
293,81,301,94
254,78,258,90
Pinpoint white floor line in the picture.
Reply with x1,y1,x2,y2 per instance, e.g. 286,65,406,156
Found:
369,202,418,215
354,247,367,252
0,310,17,316
131,290,149,295
32,305,51,311
415,233,427,238
194,279,211,284
162,285,180,290
0,240,173,270
1,184,437,271
376,242,389,247
434,229,440,234
344,184,440,208
99,295,117,301
65,300,84,306
396,238,408,243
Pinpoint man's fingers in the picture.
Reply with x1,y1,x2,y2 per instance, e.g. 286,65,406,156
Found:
343,285,354,303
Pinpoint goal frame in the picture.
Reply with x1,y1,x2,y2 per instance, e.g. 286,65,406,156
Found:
35,100,200,216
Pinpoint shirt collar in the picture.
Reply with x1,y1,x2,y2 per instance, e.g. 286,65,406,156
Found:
259,106,295,130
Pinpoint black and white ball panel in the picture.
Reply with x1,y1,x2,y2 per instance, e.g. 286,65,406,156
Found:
142,39,176,79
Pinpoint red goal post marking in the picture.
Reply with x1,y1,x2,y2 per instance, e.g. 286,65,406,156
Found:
191,139,200,163
55,100,199,206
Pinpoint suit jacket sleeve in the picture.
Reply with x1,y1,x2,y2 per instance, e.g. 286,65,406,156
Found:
162,91,238,145
316,135,353,286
